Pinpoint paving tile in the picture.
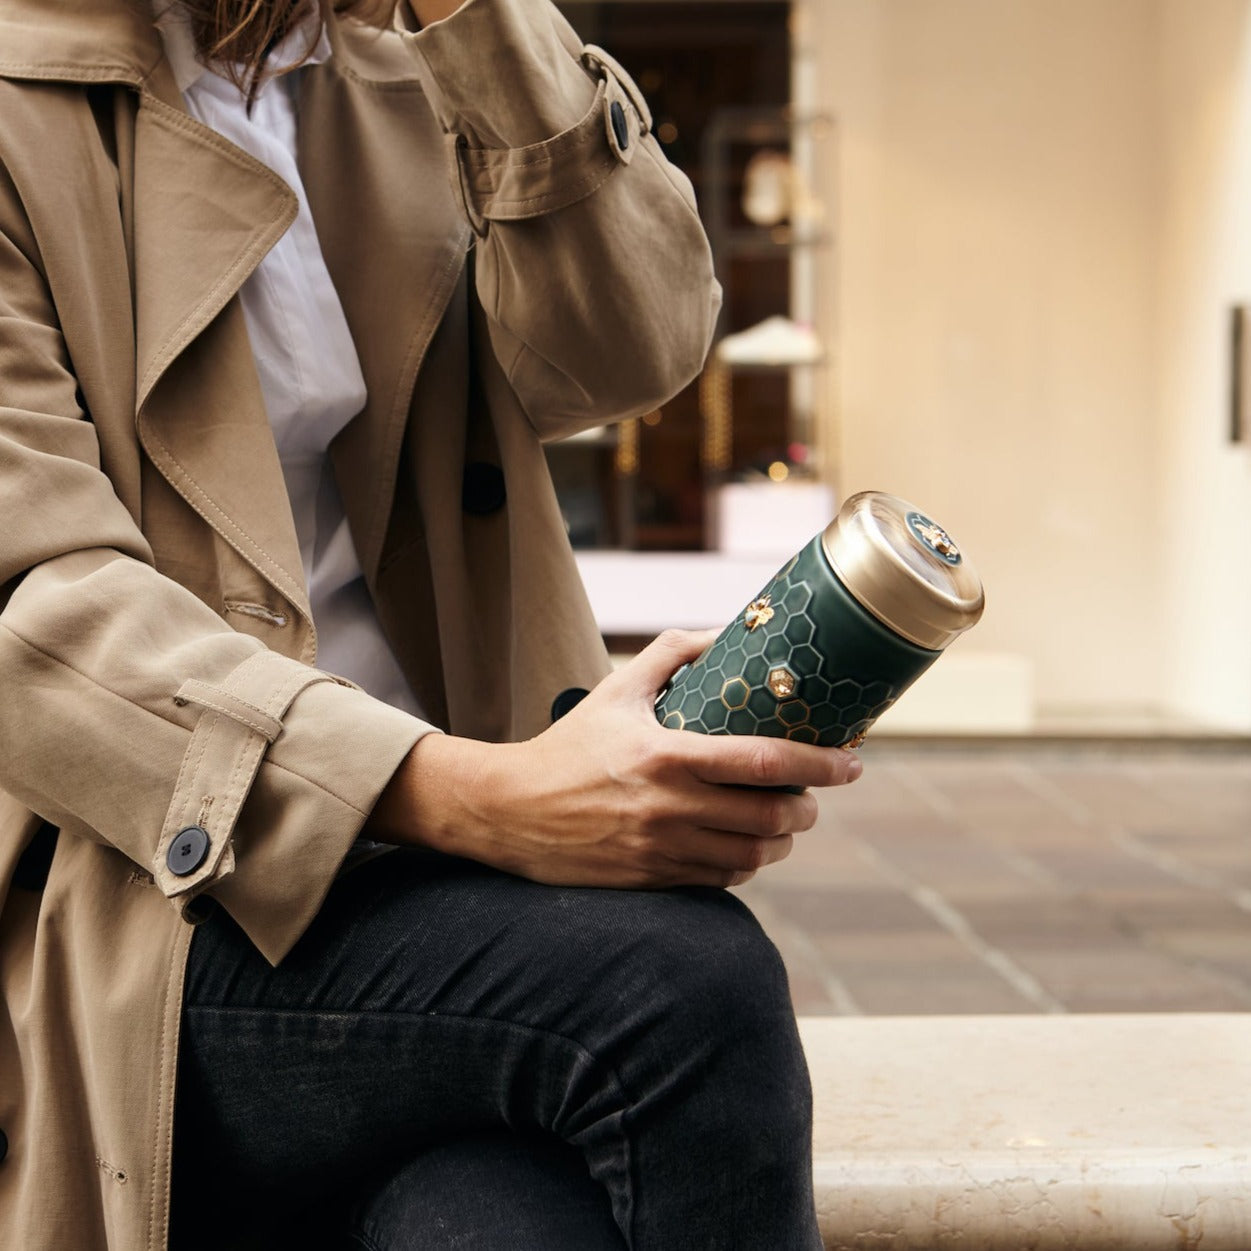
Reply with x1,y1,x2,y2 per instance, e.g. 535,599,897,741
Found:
1134,926,1251,988
753,885,944,934
1005,949,1251,1011
1018,843,1187,890
740,744,1251,1016
839,970,1039,1015
939,894,1126,949
1093,886,1250,930
812,929,976,968
1024,761,1166,829
846,830,1055,894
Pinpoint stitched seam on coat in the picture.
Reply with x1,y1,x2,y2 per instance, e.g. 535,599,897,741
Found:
176,692,277,740
163,714,216,869
0,622,371,813
146,927,179,1251
462,81,607,172
0,62,139,80
220,737,262,854
481,161,616,216
178,675,286,736
261,667,327,718
334,62,425,94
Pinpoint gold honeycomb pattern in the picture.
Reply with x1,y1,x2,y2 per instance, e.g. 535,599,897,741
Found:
655,542,900,746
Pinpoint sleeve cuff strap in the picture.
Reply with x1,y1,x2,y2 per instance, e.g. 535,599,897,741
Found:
450,49,651,234
152,650,361,905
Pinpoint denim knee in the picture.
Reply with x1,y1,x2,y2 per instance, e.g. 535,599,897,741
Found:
620,889,807,1084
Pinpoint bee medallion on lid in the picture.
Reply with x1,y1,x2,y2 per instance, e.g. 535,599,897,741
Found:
906,512,962,565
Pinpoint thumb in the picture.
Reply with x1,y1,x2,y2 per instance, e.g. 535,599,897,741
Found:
618,627,721,699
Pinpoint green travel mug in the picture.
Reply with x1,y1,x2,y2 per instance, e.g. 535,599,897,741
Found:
655,491,984,748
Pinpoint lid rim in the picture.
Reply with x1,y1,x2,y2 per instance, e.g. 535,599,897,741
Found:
821,491,984,650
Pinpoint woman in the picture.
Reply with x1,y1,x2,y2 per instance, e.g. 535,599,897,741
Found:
0,0,862,1246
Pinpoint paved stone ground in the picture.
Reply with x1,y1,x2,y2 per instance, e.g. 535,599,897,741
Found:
734,741,1251,1014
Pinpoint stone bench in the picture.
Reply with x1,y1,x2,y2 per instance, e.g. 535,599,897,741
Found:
799,1014,1251,1249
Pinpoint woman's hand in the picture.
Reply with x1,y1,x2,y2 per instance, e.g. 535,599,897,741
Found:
370,629,863,889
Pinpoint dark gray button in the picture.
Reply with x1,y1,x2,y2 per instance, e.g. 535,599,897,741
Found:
610,100,630,151
167,825,210,878
0,1128,8,1164
462,462,506,516
551,687,590,722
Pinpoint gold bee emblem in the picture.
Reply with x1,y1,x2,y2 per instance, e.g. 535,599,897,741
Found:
915,520,958,558
744,595,775,631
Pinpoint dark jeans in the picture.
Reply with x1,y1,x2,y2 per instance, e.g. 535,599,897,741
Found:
170,848,822,1250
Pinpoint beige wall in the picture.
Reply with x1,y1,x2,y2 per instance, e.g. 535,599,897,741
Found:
1155,0,1251,730
804,0,1199,724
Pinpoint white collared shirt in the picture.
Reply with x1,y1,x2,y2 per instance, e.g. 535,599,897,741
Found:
151,4,421,716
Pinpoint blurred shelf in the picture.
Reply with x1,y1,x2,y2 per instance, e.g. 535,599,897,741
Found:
720,228,833,257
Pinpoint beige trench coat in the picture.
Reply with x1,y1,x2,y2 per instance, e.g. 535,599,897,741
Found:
0,0,719,1244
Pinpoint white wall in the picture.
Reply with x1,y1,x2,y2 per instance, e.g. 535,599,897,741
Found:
807,0,1172,722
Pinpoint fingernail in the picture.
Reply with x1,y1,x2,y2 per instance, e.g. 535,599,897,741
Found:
845,755,864,781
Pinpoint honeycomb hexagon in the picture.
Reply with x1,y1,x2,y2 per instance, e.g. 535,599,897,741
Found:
720,677,750,711
783,613,815,646
653,536,908,746
766,666,799,699
776,700,810,727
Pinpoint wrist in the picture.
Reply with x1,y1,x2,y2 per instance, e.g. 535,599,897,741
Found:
365,732,508,859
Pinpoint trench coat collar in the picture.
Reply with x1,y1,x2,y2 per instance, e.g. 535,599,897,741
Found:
0,0,419,90
0,0,163,86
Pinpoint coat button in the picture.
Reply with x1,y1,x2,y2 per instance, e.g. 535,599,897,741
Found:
0,1128,8,1164
610,100,630,151
167,826,210,877
462,463,507,515
551,687,589,722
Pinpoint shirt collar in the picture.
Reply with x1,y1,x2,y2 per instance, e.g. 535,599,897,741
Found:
150,0,332,97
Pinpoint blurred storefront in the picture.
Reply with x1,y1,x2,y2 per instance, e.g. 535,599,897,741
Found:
551,0,1251,740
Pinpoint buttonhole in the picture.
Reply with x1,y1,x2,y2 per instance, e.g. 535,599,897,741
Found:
224,600,289,628
95,1154,128,1185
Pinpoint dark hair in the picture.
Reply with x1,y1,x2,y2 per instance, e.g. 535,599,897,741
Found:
176,0,393,103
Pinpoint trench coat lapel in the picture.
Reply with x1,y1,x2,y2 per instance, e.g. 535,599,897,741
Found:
130,68,313,618
0,0,315,620
131,92,297,413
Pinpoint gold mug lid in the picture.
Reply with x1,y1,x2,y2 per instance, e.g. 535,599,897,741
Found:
821,491,985,650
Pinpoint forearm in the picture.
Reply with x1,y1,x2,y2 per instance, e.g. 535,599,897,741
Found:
365,631,864,890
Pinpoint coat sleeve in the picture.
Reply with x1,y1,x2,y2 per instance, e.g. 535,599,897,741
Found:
0,165,429,966
401,0,722,441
